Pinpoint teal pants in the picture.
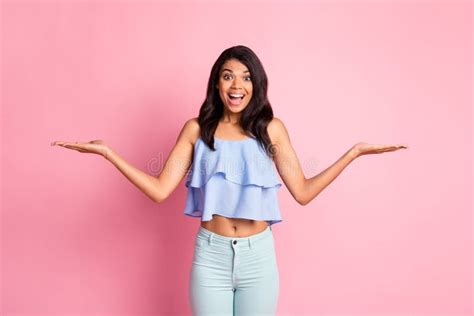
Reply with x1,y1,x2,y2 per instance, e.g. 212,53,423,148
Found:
189,225,280,315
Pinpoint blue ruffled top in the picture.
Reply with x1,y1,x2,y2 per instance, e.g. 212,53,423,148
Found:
183,136,283,226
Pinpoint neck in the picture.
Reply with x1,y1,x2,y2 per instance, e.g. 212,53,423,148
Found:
221,110,241,124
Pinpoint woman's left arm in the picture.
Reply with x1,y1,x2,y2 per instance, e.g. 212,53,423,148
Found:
268,117,408,206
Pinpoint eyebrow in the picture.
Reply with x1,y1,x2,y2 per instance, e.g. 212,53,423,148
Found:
222,68,250,74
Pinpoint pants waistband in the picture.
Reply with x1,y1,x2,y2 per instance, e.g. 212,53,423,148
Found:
197,225,273,249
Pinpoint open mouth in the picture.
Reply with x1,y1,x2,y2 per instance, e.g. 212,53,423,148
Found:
227,93,245,106
228,93,245,100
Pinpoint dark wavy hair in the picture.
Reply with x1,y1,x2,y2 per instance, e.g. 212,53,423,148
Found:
197,45,276,158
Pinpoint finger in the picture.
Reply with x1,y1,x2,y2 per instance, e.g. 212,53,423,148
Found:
382,145,399,150
63,143,87,150
388,145,408,150
63,144,77,149
51,141,66,146
369,145,386,153
63,145,89,153
382,146,405,152
377,147,395,153
52,141,81,147
391,144,408,149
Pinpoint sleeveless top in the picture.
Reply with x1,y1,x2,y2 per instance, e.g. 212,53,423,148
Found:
183,135,283,226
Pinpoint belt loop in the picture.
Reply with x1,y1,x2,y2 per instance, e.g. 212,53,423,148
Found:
269,225,272,231
248,237,251,249
209,233,214,245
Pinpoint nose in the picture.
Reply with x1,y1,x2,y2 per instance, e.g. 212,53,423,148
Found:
231,76,245,89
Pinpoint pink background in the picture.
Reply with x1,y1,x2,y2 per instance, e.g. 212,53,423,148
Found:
2,1,472,315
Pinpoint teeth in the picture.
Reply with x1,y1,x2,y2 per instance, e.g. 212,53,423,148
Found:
229,93,244,97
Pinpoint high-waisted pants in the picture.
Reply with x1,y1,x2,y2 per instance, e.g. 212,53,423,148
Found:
189,225,280,316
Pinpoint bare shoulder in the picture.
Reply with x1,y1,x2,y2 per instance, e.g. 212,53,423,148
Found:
179,117,201,145
185,117,200,134
267,116,288,145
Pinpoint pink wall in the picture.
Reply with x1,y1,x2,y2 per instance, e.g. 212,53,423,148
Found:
2,1,471,315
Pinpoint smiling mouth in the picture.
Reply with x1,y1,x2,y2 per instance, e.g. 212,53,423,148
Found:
228,93,245,100
227,93,245,106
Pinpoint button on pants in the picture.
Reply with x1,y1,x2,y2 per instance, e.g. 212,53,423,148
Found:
189,225,280,316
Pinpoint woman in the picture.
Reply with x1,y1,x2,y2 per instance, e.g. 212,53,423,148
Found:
52,45,408,315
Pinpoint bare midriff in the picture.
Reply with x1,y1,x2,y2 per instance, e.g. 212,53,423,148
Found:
201,214,269,237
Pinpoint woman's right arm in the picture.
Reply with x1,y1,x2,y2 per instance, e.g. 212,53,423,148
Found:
53,117,198,203
105,118,198,203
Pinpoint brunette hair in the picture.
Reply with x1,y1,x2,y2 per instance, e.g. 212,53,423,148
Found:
197,45,277,158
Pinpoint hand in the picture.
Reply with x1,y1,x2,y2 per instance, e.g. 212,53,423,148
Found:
51,139,110,158
351,142,408,158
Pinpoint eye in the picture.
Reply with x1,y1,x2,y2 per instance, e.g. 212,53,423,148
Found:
222,73,251,81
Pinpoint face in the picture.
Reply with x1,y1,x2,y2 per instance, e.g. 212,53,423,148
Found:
216,58,253,116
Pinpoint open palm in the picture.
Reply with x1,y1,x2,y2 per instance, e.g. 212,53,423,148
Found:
51,139,109,158
353,142,408,157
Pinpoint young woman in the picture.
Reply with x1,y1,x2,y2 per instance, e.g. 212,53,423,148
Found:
52,45,408,315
